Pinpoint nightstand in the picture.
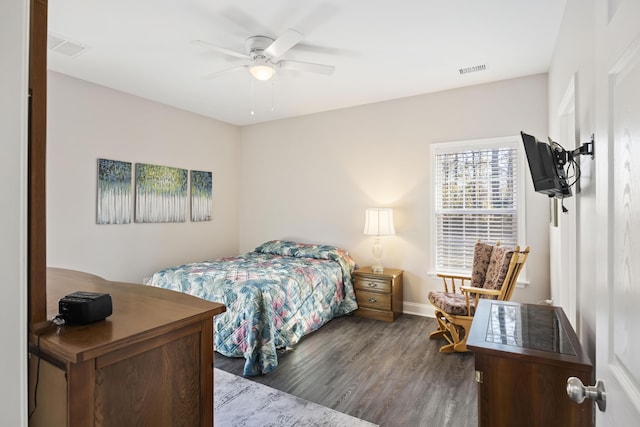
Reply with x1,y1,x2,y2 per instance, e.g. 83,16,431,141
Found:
353,267,403,322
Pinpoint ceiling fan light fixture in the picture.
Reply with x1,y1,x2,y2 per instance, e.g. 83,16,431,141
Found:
249,57,275,81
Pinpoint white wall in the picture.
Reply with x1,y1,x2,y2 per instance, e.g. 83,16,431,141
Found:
47,72,552,315
0,0,28,425
548,0,597,359
47,72,240,283
239,74,551,313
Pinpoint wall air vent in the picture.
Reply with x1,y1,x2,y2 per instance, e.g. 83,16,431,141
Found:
48,33,88,58
458,64,487,75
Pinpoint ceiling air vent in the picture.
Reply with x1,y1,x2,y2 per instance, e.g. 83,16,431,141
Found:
458,64,486,75
48,33,88,58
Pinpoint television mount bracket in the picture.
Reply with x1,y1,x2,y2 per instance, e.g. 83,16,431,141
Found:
567,134,595,161
554,134,595,164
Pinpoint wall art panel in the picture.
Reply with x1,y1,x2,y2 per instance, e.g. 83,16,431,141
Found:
135,163,188,223
97,158,132,224
190,170,212,222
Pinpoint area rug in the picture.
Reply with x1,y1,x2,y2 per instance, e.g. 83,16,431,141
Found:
214,369,377,427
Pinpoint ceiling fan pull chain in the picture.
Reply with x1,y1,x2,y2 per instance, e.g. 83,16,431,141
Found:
250,76,255,116
271,80,275,112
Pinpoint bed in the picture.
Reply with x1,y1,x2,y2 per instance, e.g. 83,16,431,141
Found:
144,240,359,376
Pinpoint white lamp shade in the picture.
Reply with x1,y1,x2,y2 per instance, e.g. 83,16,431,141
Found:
363,208,396,236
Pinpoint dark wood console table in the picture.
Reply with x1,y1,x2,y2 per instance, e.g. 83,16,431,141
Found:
467,300,593,427
28,268,226,427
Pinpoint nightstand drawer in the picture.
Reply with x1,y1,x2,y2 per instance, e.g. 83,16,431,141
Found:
354,276,391,293
356,290,391,310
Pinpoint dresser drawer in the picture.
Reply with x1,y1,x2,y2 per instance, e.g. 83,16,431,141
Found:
356,290,391,310
354,276,391,293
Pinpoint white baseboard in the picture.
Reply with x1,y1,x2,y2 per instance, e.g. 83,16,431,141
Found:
402,302,436,318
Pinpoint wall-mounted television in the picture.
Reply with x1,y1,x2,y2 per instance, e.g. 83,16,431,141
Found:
521,131,571,198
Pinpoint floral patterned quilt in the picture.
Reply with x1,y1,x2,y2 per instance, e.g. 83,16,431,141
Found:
144,240,358,376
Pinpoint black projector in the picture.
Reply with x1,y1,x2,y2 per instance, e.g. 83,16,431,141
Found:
58,291,113,324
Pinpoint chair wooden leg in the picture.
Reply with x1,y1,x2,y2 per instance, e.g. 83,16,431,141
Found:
437,323,458,353
438,342,457,353
430,311,453,342
429,311,453,352
429,310,473,353
429,329,447,339
451,322,471,353
453,339,469,352
433,314,472,353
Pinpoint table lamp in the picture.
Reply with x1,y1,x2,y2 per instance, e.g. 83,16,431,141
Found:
363,208,396,273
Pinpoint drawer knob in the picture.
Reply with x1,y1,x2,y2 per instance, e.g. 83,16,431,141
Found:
368,297,377,303
367,282,378,288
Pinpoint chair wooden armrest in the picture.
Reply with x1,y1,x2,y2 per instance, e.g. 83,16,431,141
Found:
460,286,501,297
459,286,502,312
436,273,471,293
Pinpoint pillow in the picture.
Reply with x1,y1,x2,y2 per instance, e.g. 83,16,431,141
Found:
254,240,324,258
483,245,515,291
471,242,494,288
253,240,358,288
254,239,357,268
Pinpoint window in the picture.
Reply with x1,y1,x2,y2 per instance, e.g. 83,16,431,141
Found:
431,136,526,274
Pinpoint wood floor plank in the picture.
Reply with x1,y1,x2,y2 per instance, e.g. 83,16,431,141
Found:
214,314,477,426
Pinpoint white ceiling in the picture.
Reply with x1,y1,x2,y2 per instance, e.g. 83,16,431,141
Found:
48,1,566,126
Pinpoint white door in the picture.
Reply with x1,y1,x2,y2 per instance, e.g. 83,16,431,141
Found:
552,81,578,329
595,0,640,424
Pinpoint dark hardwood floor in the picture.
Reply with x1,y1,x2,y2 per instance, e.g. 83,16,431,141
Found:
214,314,478,427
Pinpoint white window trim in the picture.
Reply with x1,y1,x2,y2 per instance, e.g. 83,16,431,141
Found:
429,135,528,285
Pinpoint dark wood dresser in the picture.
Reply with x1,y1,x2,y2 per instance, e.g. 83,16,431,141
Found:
467,300,593,427
28,268,226,427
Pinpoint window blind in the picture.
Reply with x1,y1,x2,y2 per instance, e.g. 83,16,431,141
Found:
435,146,519,272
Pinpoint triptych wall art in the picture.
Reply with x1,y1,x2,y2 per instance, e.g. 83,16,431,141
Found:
96,158,212,224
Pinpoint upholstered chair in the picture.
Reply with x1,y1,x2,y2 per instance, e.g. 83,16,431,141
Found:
428,241,529,353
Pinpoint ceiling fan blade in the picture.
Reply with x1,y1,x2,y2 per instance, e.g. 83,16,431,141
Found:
201,65,248,79
264,29,303,59
278,60,335,75
191,40,249,59
219,7,270,36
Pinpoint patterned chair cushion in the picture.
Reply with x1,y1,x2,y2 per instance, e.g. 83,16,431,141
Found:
428,290,476,316
483,246,515,291
471,242,494,288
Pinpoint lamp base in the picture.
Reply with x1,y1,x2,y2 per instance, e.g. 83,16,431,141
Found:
371,237,384,274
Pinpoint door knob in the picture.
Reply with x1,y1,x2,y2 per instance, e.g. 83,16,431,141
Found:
566,376,606,412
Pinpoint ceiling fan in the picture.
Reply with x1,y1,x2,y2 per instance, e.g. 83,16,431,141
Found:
194,29,335,81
